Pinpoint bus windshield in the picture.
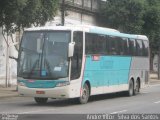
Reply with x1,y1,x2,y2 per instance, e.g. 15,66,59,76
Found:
18,31,70,80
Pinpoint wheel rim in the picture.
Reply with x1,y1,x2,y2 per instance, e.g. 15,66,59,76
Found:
82,88,88,100
129,81,133,95
135,81,139,93
80,84,89,103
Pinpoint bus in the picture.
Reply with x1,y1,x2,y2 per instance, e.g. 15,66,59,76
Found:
17,25,149,104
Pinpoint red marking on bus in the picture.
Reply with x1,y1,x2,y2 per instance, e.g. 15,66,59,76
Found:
92,55,100,61
28,80,35,83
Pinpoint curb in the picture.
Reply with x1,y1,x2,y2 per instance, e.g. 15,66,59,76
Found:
0,94,18,98
0,87,18,98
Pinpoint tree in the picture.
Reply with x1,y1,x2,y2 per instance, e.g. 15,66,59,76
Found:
142,0,160,54
0,0,59,42
0,0,59,58
16,0,59,29
101,0,146,33
0,0,58,87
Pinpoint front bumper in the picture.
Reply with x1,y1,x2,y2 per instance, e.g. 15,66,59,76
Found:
18,85,78,99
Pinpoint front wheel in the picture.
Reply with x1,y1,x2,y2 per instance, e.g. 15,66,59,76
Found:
79,83,90,104
34,97,48,104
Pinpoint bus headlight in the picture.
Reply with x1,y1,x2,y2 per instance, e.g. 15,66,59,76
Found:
56,81,70,87
18,82,26,87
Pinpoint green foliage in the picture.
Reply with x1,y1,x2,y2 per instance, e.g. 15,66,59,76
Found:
143,0,160,53
0,0,59,35
0,0,20,34
102,0,145,33
102,0,160,53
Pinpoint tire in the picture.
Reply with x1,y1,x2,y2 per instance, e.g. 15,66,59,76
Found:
127,80,134,96
134,80,140,95
34,97,48,104
79,83,90,104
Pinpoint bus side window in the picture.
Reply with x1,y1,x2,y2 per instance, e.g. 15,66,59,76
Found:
105,36,110,55
108,36,118,55
122,38,129,55
128,39,136,56
142,40,149,57
136,39,143,56
85,33,106,55
100,35,106,54
85,33,93,54
71,31,83,80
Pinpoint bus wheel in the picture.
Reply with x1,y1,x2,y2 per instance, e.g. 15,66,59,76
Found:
134,80,140,95
34,97,48,104
79,83,90,104
128,80,134,96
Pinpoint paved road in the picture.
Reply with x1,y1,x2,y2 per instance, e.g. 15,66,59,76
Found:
0,84,160,114
0,84,160,120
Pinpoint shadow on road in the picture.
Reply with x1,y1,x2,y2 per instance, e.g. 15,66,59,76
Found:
89,92,128,103
22,92,132,107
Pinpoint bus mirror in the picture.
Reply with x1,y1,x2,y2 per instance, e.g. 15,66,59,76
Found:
68,42,75,57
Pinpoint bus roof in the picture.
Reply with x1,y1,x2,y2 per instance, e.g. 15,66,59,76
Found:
134,35,148,41
25,25,148,41
25,25,119,32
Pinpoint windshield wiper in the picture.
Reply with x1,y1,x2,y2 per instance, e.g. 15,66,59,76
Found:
44,59,52,77
21,47,38,55
40,35,46,73
28,59,39,78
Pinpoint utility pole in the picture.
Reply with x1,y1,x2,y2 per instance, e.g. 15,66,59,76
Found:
61,0,65,26
158,46,160,80
5,36,9,87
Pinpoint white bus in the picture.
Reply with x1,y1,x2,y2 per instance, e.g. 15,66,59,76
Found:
17,25,149,104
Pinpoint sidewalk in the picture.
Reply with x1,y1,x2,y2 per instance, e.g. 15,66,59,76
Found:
150,73,160,85
0,74,160,98
0,86,18,98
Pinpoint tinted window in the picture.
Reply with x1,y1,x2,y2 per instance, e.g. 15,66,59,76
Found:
85,33,106,54
108,36,119,55
128,39,136,56
117,37,129,55
71,31,83,80
136,39,143,56
86,33,148,57
107,36,129,55
122,38,129,55
142,40,149,57
85,33,92,54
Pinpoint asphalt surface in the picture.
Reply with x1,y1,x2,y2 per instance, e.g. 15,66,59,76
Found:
0,84,159,119
0,83,160,120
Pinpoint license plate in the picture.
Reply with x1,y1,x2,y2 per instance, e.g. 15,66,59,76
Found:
36,91,45,94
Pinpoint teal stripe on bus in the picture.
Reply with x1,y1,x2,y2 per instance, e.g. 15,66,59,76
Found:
18,80,67,88
82,55,132,87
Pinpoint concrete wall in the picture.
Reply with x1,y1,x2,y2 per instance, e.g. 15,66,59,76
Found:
0,28,18,86
46,0,100,26
65,10,97,25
